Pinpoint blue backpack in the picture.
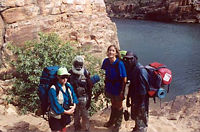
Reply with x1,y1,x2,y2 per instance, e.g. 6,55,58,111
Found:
38,66,60,114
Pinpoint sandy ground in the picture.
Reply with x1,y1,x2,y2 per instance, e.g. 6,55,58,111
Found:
0,106,194,132
0,78,199,132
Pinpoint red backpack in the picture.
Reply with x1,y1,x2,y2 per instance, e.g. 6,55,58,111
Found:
145,62,172,98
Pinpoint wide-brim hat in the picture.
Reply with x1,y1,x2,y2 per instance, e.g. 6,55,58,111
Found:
57,67,70,75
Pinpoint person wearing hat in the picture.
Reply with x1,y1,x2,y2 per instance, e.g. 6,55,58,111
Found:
48,67,79,132
69,55,93,132
119,50,127,59
124,51,149,132
101,45,127,132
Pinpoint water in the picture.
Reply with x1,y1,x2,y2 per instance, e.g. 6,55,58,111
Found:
112,18,200,101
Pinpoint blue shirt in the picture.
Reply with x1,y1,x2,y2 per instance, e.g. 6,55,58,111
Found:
48,82,79,114
101,58,127,96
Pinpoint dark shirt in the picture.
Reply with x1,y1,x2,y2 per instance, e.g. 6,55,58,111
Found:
128,62,149,107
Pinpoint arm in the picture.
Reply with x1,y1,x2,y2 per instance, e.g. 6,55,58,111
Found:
48,86,64,114
120,77,127,99
136,69,149,107
63,83,79,115
67,83,79,105
126,85,131,107
63,103,76,115
85,69,93,90
119,61,127,99
84,69,93,109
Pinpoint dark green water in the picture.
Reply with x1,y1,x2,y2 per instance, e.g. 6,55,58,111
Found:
112,18,200,101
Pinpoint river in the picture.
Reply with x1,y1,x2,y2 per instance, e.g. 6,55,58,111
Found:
112,18,200,101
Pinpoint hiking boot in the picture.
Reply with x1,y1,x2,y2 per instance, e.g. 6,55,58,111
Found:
104,107,116,127
112,109,123,132
74,125,81,132
131,127,147,132
83,129,90,132
112,125,120,132
104,121,114,127
131,127,138,132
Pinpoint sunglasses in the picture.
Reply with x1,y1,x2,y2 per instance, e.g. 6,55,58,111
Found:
123,57,134,61
59,75,69,79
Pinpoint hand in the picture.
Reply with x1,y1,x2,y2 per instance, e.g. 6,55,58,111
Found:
70,104,76,110
126,97,131,107
64,104,76,115
64,108,74,115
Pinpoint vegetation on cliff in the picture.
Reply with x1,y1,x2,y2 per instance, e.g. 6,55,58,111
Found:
6,33,105,115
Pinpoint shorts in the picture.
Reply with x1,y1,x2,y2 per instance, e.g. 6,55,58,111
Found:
105,92,123,101
48,114,71,131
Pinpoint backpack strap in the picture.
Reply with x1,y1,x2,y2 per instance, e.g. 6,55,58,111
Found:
84,68,90,78
105,58,121,85
54,83,73,104
114,58,120,75
83,68,92,93
167,84,170,93
54,83,60,96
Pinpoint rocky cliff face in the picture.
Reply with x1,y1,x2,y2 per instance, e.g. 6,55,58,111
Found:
150,91,200,132
105,0,200,23
0,0,119,57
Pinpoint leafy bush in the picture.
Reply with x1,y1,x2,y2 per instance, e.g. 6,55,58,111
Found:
7,33,105,114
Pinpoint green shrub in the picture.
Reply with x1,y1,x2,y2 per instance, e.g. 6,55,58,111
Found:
7,33,105,114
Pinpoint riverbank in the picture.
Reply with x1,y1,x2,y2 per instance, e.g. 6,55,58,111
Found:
113,18,200,101
105,0,200,23
0,80,199,132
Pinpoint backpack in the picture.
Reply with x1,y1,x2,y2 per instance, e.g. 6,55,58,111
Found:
38,66,60,115
144,62,172,101
119,50,127,59
69,69,89,97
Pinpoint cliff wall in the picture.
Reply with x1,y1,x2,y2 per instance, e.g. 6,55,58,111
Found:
105,0,200,23
0,0,119,57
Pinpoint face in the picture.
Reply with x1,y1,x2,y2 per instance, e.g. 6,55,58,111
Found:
57,75,69,85
73,61,83,71
123,57,136,67
107,46,117,58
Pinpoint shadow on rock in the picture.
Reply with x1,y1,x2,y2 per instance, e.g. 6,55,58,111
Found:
4,121,43,132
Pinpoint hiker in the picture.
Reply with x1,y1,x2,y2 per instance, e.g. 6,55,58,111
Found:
101,45,127,132
69,55,93,132
48,67,79,132
124,51,149,132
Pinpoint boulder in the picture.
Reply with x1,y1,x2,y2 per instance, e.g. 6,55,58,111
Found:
2,5,39,24
5,104,18,115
